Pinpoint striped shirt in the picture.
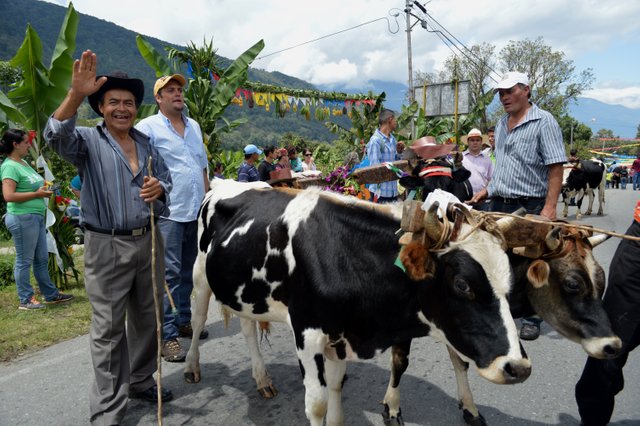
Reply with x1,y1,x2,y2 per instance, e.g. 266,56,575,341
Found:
237,162,260,182
44,115,172,230
366,129,400,198
488,103,566,199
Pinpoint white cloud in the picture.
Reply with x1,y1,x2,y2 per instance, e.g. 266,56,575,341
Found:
583,87,640,109
41,0,640,108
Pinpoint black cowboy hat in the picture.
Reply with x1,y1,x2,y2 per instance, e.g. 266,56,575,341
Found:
87,71,144,117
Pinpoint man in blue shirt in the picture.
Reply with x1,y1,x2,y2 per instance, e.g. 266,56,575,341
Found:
366,109,403,203
238,144,262,182
487,71,566,341
136,74,210,363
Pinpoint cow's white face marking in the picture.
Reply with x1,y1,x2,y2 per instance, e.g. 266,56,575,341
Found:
583,251,601,298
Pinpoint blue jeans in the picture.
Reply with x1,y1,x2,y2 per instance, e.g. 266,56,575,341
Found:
158,219,198,341
4,213,60,303
633,173,640,190
620,177,627,189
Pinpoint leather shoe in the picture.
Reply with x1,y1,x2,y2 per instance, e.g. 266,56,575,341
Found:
178,324,209,340
519,323,541,341
129,385,173,402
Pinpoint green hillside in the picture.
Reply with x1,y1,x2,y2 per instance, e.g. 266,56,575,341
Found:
0,0,350,147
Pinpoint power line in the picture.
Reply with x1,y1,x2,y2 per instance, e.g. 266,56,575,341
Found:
256,15,401,61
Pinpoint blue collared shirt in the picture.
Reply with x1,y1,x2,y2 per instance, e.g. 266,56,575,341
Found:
237,162,260,182
136,112,207,222
488,103,566,199
44,115,172,230
366,129,400,198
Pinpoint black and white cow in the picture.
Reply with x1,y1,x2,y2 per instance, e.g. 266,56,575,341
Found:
185,179,530,425
561,159,606,219
383,217,623,426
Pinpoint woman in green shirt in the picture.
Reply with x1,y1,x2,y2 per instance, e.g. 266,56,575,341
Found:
0,129,73,310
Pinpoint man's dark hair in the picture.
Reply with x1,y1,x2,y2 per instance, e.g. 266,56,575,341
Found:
487,126,495,132
378,109,395,126
263,145,276,156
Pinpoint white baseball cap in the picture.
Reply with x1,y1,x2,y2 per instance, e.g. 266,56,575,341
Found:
494,71,530,91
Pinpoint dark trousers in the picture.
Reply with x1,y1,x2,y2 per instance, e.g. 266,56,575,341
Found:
575,220,640,425
490,196,545,327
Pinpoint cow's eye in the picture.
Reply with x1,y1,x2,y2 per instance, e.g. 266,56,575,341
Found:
564,279,582,294
453,278,474,299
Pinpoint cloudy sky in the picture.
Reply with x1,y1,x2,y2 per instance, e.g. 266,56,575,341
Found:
42,0,640,110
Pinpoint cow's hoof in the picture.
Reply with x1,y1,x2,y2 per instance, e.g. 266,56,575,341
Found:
257,384,278,399
184,371,201,383
382,404,404,426
462,409,487,426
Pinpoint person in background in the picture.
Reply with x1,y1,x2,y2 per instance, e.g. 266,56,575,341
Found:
461,128,493,210
482,125,496,163
483,71,566,341
0,129,74,310
301,148,317,172
44,50,173,424
136,74,210,363
275,148,290,170
631,152,640,190
213,161,224,179
366,108,403,203
70,174,82,199
288,145,303,172
258,145,277,181
238,144,262,182
619,165,629,189
575,201,640,426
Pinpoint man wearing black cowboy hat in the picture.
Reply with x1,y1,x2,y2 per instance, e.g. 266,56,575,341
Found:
44,50,173,425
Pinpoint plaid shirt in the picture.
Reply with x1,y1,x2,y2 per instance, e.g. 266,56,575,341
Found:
366,129,400,198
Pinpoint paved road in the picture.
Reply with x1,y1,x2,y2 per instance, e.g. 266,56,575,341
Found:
1,189,639,425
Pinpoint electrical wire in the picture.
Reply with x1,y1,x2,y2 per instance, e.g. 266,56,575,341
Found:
256,14,401,61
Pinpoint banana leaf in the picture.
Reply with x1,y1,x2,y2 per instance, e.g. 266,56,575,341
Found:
136,35,172,76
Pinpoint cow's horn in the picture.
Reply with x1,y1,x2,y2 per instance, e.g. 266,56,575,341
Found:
545,227,562,251
494,207,526,233
424,202,446,243
587,233,610,248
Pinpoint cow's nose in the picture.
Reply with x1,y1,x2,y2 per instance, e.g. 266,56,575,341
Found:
503,361,531,383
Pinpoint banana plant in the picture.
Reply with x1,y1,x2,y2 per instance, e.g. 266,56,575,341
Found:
5,3,78,158
136,35,264,154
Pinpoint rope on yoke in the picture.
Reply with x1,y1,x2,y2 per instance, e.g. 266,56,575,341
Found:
481,211,640,242
148,156,164,425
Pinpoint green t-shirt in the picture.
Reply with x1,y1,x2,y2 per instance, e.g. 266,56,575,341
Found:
0,158,46,215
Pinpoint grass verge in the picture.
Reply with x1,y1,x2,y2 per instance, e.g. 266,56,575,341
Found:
0,248,91,363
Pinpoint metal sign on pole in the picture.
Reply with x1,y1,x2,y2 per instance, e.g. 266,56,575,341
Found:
413,80,471,117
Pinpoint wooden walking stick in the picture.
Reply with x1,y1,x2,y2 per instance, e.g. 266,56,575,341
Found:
148,156,163,425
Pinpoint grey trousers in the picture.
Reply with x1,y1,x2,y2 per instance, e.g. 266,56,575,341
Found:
84,229,165,426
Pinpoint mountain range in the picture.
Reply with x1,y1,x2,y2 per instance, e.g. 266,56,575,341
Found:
2,0,638,141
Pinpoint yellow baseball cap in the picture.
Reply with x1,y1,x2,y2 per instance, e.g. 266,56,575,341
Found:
153,74,187,96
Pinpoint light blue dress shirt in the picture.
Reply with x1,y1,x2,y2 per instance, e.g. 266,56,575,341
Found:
136,112,208,222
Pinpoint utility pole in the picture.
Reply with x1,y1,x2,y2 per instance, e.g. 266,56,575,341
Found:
405,0,414,103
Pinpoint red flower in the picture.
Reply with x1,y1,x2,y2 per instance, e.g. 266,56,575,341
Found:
62,216,69,223
27,130,37,145
55,195,63,204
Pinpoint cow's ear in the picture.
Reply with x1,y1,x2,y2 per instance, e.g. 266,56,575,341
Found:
400,241,435,281
527,259,550,288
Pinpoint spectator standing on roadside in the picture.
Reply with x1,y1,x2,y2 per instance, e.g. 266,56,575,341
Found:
288,146,303,172
238,144,262,182
366,109,403,203
44,50,173,424
0,129,74,310
632,153,640,190
479,71,566,341
461,128,493,210
136,74,210,363
258,145,277,181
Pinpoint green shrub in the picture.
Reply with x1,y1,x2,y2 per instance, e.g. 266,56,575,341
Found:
0,255,15,288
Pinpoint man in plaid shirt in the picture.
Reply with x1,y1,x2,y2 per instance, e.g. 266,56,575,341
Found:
366,109,403,202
